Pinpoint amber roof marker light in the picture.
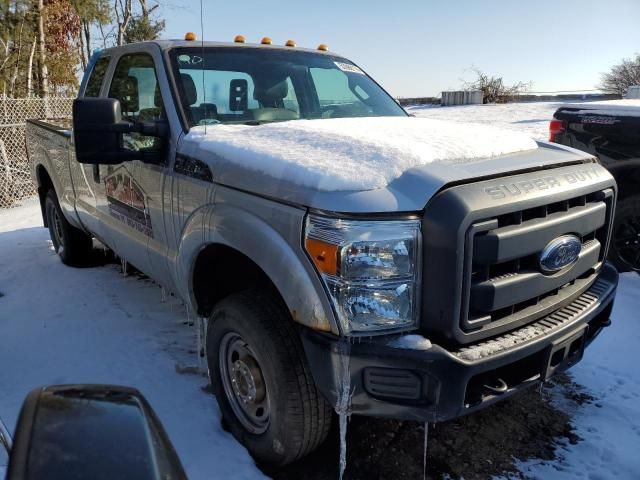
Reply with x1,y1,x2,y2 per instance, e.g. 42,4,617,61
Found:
234,35,246,43
285,39,296,47
261,37,273,45
184,32,197,41
317,44,329,51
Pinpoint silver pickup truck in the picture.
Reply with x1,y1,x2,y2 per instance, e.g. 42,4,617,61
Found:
26,37,618,466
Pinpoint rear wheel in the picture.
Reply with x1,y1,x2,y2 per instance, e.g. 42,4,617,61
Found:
609,195,640,272
45,190,93,266
207,290,331,466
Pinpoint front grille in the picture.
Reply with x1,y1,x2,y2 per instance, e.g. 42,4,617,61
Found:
455,275,614,361
420,163,616,345
461,188,614,337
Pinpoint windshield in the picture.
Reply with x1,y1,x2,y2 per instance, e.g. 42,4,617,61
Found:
169,47,406,127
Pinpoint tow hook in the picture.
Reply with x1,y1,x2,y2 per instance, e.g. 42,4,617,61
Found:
482,377,508,395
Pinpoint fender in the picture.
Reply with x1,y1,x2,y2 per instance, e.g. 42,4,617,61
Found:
604,158,640,177
174,187,338,334
602,159,640,199
27,123,83,230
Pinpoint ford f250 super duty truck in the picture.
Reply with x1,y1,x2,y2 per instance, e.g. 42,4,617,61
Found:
550,99,640,273
26,36,618,466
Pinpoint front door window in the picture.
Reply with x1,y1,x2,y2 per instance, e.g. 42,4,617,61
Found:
108,53,165,152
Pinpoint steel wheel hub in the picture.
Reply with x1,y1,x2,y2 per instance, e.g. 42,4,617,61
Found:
219,332,270,434
230,356,265,404
52,208,64,249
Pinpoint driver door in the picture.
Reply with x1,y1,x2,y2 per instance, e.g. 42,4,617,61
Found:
100,52,166,277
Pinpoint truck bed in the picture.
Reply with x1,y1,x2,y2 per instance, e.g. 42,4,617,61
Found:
558,99,640,116
554,100,640,147
27,118,73,135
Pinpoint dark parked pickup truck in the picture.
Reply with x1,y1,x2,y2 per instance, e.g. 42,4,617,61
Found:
551,99,640,271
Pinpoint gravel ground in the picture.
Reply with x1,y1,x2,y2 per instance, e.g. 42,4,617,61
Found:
266,375,590,480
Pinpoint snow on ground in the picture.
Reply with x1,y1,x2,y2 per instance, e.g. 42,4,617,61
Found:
406,101,563,140
0,198,265,480
516,273,640,479
187,116,537,191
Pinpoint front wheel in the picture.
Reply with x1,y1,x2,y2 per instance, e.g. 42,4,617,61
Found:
609,195,640,272
207,290,331,466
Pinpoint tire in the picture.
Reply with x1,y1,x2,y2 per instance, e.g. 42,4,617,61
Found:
207,290,332,466
44,189,93,266
609,195,640,273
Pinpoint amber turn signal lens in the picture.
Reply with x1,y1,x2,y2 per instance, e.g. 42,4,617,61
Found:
317,44,329,51
305,238,338,276
234,35,246,43
184,32,197,41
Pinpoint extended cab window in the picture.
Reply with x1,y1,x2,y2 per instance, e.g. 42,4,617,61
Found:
109,53,164,151
84,56,110,97
171,47,405,127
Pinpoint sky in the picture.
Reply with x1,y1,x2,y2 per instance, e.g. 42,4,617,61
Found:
160,0,640,98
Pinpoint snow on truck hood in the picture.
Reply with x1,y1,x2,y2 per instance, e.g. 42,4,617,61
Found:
185,117,538,192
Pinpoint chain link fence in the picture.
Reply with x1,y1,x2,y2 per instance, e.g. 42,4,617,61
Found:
0,97,73,208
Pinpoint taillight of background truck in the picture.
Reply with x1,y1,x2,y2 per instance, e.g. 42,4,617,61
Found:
549,119,567,142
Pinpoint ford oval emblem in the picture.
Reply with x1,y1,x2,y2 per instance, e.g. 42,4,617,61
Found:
539,235,582,273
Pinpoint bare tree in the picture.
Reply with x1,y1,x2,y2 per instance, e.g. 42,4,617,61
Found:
8,13,26,96
70,0,111,70
599,54,640,96
463,67,531,104
123,0,164,43
26,38,36,96
37,0,48,97
114,0,133,46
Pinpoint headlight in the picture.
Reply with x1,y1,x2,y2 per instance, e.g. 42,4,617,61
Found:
304,215,421,334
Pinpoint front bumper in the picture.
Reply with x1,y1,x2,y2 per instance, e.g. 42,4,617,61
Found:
301,263,618,423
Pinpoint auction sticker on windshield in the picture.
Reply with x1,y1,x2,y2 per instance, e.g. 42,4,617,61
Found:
334,61,364,74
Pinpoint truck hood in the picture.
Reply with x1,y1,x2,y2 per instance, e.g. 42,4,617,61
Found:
179,117,594,213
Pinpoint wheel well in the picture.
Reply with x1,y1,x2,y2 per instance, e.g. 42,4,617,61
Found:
192,244,284,318
35,165,54,227
614,172,640,201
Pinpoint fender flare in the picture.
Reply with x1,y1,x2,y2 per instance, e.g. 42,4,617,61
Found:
174,202,337,334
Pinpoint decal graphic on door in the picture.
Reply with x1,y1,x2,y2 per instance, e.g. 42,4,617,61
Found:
104,166,154,238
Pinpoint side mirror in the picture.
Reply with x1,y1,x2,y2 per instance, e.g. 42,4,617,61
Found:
73,98,167,165
6,385,186,480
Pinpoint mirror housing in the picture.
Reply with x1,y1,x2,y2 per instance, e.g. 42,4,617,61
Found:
6,385,186,480
73,98,167,165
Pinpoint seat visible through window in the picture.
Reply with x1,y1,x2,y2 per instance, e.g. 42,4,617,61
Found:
180,73,218,125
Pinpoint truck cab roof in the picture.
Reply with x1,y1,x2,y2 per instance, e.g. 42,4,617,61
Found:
99,39,340,58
